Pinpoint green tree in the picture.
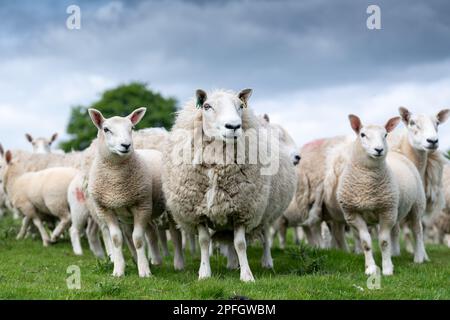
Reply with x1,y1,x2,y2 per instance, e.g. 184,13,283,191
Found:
60,82,177,151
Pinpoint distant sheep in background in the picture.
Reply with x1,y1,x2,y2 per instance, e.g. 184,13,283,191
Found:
25,133,58,154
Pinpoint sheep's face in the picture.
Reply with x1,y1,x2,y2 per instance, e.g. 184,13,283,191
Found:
349,115,400,160
399,107,450,152
196,89,252,142
88,108,146,157
25,133,58,154
258,114,300,166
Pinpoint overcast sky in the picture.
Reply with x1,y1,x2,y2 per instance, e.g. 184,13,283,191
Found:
1,0,450,151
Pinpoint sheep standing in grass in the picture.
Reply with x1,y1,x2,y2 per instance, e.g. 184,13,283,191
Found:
2,150,78,246
428,163,450,246
388,107,450,248
163,89,296,282
25,133,58,154
337,115,428,275
87,107,166,277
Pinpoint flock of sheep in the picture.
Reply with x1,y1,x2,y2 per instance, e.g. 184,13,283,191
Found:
1,88,449,282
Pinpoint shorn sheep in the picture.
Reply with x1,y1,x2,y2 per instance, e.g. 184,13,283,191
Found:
336,115,428,275
87,107,170,277
25,132,58,154
1,150,78,246
162,89,297,282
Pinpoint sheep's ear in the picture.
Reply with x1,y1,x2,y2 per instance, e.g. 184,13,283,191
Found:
399,107,411,124
0,144,4,157
348,114,362,134
385,116,401,133
88,109,105,129
196,89,207,108
128,107,147,126
238,88,252,107
50,133,58,144
436,109,450,125
263,114,270,123
25,133,33,143
5,150,12,164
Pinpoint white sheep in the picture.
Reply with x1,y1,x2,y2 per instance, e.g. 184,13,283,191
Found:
2,150,78,246
25,133,58,154
388,107,449,249
87,108,170,277
162,89,296,282
336,115,428,275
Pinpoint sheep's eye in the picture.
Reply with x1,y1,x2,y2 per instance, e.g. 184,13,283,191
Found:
103,127,110,133
203,104,212,110
360,133,366,138
239,103,244,109
385,133,388,138
409,120,416,126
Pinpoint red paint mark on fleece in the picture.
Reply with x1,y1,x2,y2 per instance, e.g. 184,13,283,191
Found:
75,188,86,203
302,138,326,151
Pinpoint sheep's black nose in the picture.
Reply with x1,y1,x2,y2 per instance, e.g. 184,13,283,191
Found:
375,148,383,155
426,138,438,145
121,143,131,150
293,155,301,165
225,123,241,130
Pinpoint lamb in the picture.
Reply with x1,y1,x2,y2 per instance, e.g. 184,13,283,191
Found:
162,89,296,282
25,133,58,154
2,150,78,246
336,115,428,275
87,107,170,277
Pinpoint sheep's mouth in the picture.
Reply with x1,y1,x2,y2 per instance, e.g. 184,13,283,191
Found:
115,149,131,156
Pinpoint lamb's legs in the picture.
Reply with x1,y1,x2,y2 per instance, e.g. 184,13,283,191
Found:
352,227,363,254
145,222,162,266
261,225,274,269
102,213,125,277
168,219,184,270
410,209,429,263
86,218,105,259
188,232,197,254
348,214,377,275
294,227,303,245
50,216,71,242
234,225,255,282
100,224,113,259
132,211,151,278
32,217,51,247
303,223,322,248
17,216,31,240
69,215,85,256
390,222,401,256
198,224,211,279
378,218,395,275
158,228,170,257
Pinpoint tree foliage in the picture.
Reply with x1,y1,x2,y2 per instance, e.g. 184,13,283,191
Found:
60,82,177,151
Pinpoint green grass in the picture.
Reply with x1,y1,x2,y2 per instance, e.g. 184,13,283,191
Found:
0,216,448,300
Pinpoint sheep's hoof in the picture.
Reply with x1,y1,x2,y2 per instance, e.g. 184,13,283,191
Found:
382,266,394,276
261,258,274,269
174,260,185,271
198,266,211,280
240,270,255,282
365,265,378,276
138,270,152,278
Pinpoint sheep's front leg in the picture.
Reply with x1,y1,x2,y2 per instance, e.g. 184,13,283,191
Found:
378,217,395,275
86,219,105,259
261,225,274,269
198,224,211,279
32,217,51,247
410,207,429,263
347,214,377,275
50,215,71,242
132,210,151,278
277,219,287,249
101,211,125,277
234,225,255,282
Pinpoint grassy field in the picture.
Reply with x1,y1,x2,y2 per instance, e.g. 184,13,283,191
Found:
0,216,448,300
